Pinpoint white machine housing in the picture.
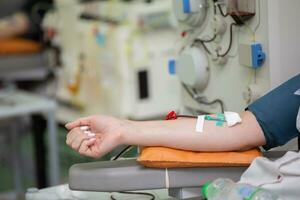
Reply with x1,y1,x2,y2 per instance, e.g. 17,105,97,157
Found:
44,0,181,121
172,0,300,114
177,46,209,90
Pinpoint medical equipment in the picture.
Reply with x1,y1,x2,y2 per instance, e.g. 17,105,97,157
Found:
43,0,181,121
226,0,256,25
171,0,300,116
239,43,265,69
196,112,241,132
26,1,300,199
173,0,208,30
177,46,210,90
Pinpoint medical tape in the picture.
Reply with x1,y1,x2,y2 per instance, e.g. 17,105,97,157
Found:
165,168,170,189
224,112,242,127
196,112,242,132
196,115,205,133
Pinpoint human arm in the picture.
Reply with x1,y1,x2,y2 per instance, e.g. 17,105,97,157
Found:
65,74,300,158
65,111,266,158
123,111,265,151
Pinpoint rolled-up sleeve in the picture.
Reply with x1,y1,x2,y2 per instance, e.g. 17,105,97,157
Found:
247,74,300,150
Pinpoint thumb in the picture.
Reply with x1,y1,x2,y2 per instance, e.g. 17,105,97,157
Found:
65,117,92,130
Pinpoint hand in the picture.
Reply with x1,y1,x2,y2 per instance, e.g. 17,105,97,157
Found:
65,115,128,158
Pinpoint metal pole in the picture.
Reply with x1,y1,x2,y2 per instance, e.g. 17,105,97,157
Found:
10,119,23,197
46,110,60,185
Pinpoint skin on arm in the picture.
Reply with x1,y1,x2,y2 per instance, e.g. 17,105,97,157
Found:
0,12,29,39
125,111,266,152
65,111,266,158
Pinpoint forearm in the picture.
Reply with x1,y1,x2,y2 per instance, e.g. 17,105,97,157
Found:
122,111,266,151
0,12,29,39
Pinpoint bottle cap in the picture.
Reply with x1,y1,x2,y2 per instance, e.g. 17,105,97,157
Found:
201,182,211,198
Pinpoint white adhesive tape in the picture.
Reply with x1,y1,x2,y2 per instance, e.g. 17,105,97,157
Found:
196,115,205,133
224,112,242,127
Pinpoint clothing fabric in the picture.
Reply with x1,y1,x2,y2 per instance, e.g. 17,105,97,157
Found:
247,74,300,150
296,89,300,133
297,107,300,133
239,151,300,200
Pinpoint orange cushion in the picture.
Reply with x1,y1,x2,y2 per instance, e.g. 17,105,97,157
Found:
138,147,262,168
0,38,41,55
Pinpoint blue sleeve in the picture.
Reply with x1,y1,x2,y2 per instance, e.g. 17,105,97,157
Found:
247,73,300,150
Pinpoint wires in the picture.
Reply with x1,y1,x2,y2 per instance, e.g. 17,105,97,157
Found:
217,23,238,57
184,106,210,115
193,39,212,55
253,0,261,39
201,41,212,55
177,114,197,119
193,33,216,55
217,4,228,17
182,84,225,113
112,145,133,161
110,146,155,200
195,33,217,43
192,5,237,57
198,98,225,113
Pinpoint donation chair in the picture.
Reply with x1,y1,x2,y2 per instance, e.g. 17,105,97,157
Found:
69,150,286,200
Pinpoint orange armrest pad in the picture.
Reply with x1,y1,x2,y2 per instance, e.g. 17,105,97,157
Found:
0,38,41,55
137,147,262,168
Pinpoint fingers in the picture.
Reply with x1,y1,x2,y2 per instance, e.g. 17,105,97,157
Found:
80,137,105,158
65,117,92,130
66,127,96,151
73,131,96,151
78,138,97,157
66,127,81,146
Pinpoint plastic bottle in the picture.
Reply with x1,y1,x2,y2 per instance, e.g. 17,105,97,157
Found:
202,178,280,200
201,178,235,200
248,189,280,200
